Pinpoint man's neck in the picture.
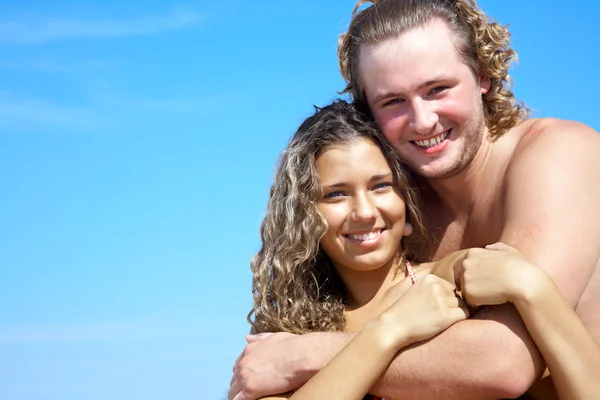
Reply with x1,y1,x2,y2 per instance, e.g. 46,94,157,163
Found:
426,134,496,217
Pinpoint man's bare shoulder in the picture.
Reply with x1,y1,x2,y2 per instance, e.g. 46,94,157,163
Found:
502,117,600,201
498,118,600,303
513,117,599,154
502,118,600,176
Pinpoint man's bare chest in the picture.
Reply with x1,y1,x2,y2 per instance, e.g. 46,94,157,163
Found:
427,207,503,260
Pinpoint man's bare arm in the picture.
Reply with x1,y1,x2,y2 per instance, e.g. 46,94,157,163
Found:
500,120,600,307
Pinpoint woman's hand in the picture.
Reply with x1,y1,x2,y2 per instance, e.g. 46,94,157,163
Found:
457,242,544,307
376,274,469,349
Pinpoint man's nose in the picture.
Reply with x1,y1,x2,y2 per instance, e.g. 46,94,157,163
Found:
409,98,439,135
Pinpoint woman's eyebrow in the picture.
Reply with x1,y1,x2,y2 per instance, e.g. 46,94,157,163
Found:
321,182,346,189
370,173,392,182
321,173,392,189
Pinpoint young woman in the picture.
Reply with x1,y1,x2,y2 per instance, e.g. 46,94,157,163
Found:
246,99,469,400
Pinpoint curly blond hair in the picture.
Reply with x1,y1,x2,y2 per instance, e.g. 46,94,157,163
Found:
249,100,427,334
338,0,529,138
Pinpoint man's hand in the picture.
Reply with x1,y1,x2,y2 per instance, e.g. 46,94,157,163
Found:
229,332,314,400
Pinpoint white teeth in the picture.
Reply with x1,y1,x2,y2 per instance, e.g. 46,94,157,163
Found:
347,230,382,241
414,131,449,148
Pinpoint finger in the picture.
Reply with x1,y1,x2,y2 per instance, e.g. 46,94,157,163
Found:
245,332,272,342
460,274,467,304
232,391,246,400
457,305,470,320
228,378,241,400
230,367,239,387
438,278,457,292
232,353,243,373
444,297,461,310
462,291,484,308
467,298,484,308
456,295,469,309
485,242,509,251
445,292,467,307
442,306,470,331
466,247,484,257
453,253,467,289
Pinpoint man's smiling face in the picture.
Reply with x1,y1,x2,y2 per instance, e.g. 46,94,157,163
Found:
359,19,490,179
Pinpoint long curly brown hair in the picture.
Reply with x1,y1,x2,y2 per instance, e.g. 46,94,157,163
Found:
338,0,530,138
249,100,427,334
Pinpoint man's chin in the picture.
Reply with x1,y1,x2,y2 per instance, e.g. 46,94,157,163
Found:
410,160,463,180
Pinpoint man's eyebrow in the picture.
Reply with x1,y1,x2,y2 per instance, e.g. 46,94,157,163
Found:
416,76,453,91
372,76,453,104
372,91,403,104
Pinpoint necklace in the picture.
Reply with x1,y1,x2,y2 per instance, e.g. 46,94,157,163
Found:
406,260,416,284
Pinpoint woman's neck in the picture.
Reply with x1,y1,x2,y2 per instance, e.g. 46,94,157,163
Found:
336,255,407,309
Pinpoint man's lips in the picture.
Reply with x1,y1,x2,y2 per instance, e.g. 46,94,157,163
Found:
411,129,451,149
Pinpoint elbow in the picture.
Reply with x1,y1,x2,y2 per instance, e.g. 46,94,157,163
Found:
490,369,533,399
481,347,540,399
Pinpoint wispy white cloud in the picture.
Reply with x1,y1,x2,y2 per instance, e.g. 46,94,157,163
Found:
0,6,203,45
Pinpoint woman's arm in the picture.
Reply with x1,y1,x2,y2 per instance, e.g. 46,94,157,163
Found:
286,274,469,400
459,243,600,400
513,262,600,399
424,248,469,285
289,318,400,400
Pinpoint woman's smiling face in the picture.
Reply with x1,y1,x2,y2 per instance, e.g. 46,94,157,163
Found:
316,138,409,274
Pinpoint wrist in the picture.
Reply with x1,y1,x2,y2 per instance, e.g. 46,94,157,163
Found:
298,332,327,378
370,312,411,352
511,264,553,309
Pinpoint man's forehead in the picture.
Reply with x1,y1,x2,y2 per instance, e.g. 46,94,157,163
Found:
358,20,468,94
360,19,458,65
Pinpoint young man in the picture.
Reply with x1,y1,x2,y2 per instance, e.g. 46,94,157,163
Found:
230,1,600,399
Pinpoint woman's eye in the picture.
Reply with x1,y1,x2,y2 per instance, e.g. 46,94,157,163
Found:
373,182,393,191
324,190,345,199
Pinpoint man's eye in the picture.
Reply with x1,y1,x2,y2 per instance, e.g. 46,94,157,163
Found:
383,98,404,107
429,86,449,95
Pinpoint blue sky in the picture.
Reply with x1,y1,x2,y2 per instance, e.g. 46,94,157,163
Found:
0,1,598,399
